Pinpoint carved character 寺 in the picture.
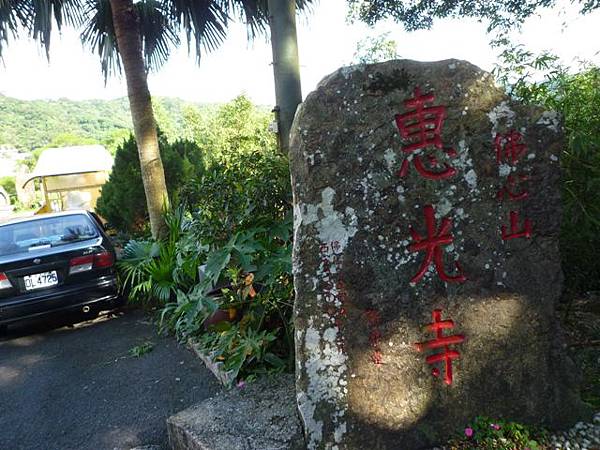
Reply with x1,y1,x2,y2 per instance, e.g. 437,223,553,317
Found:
415,309,465,385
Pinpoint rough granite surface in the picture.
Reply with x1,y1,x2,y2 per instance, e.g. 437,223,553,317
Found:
289,59,588,450
167,374,305,450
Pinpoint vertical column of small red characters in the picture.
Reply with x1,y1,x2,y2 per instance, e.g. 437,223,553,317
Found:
363,309,383,365
395,87,466,384
495,131,533,241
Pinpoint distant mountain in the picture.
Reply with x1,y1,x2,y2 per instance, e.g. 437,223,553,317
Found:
0,95,215,152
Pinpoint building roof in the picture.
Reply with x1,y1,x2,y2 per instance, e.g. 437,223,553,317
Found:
22,145,114,188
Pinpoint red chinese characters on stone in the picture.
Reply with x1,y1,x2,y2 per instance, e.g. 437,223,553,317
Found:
494,131,533,241
334,279,349,337
495,131,530,201
408,205,466,284
497,174,530,201
495,131,527,165
501,210,532,240
395,87,458,180
414,309,465,385
364,309,383,366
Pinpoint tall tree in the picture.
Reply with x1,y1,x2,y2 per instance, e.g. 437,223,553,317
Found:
82,0,188,238
267,0,302,153
108,0,169,238
0,0,173,238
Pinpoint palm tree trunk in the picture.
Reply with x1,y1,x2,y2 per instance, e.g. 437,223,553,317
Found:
109,0,169,239
268,0,303,153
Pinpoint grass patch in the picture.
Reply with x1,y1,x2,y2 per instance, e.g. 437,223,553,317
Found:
129,341,154,358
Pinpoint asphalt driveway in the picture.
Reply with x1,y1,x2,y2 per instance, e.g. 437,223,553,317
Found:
0,308,220,450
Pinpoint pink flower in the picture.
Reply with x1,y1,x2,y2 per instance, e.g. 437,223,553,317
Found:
490,423,501,431
464,427,474,437
237,380,246,389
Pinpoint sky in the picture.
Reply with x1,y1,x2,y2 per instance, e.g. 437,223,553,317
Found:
0,0,598,106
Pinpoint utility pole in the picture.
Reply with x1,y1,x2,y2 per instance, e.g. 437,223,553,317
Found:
268,0,303,153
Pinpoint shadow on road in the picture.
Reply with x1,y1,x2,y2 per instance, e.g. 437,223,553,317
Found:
0,307,127,342
0,307,220,450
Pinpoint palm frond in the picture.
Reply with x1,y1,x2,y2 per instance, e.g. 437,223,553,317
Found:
225,0,316,42
167,0,229,64
81,0,180,79
168,0,316,63
4,0,317,77
137,0,180,71
228,0,269,41
80,0,120,79
0,0,82,60
0,0,18,60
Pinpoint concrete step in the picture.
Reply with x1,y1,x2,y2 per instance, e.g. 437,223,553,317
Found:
167,374,305,450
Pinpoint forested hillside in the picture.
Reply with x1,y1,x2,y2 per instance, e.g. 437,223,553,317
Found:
0,95,217,152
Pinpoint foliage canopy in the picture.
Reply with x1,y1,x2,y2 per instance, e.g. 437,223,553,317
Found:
347,0,600,33
353,32,399,64
78,0,315,79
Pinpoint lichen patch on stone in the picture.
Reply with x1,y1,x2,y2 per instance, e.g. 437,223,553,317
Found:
488,101,516,136
536,110,560,132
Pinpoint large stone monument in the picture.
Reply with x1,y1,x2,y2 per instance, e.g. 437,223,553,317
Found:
289,59,586,450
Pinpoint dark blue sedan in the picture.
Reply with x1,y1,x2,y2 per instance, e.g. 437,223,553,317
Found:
0,210,120,330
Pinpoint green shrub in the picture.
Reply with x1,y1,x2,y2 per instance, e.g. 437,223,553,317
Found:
118,206,201,306
179,94,288,244
117,95,294,383
118,205,293,382
551,68,600,296
159,220,294,381
96,131,204,234
184,148,291,245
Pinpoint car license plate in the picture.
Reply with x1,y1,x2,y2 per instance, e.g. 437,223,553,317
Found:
24,271,59,291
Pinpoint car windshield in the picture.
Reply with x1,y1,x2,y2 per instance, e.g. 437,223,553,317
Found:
0,214,99,257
